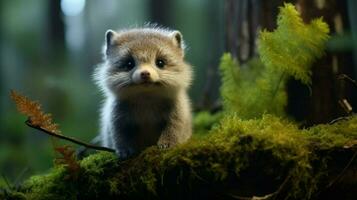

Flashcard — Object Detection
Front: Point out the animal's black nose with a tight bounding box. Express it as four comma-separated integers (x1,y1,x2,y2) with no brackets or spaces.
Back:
140,71,150,80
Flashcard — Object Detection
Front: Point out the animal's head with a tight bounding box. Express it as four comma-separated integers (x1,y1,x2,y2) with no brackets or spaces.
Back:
95,27,192,99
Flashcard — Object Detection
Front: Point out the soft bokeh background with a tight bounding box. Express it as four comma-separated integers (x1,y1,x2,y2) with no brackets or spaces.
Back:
1,0,356,187
0,0,225,185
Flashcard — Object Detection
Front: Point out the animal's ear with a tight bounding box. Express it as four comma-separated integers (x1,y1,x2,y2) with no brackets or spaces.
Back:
105,29,118,54
171,31,184,50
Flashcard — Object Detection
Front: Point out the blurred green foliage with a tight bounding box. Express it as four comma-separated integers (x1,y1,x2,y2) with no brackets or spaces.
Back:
193,3,330,135
219,55,287,119
0,0,224,185
2,3,357,199
219,3,329,119
193,111,223,136
0,1,353,192
259,3,330,85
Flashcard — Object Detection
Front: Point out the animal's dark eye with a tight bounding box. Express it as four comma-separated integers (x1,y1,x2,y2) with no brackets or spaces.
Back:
120,56,135,71
156,59,166,69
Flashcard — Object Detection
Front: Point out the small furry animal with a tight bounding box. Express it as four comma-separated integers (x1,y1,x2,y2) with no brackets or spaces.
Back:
94,26,193,158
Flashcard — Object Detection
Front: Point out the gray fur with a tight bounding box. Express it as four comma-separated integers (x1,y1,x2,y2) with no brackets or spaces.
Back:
94,27,192,159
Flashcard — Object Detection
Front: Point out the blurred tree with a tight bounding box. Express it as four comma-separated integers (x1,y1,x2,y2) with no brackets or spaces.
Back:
198,0,225,110
349,0,357,79
43,0,69,122
224,0,356,125
0,0,3,112
294,0,356,125
224,0,287,63
149,0,172,27
47,0,65,60
149,0,225,110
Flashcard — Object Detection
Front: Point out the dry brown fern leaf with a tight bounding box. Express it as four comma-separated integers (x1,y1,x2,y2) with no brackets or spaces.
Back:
10,90,115,153
54,145,80,180
10,90,61,134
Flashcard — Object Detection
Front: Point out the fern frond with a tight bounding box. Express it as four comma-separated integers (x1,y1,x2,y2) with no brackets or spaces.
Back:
54,145,80,180
258,3,330,85
219,53,240,111
219,55,287,119
10,90,61,134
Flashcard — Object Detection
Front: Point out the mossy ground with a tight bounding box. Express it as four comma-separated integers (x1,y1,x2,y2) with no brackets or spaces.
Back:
2,115,356,200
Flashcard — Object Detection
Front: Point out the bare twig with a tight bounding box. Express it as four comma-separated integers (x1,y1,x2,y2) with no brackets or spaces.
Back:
25,119,115,153
326,150,357,189
229,193,275,200
338,74,357,88
227,174,291,200
338,99,353,115
333,74,355,122
329,116,350,125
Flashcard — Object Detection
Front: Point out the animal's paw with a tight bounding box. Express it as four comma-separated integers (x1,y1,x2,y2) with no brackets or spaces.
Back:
157,135,177,149
157,141,174,150
158,143,170,149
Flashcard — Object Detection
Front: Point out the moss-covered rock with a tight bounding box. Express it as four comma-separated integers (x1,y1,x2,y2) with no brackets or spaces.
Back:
3,115,356,200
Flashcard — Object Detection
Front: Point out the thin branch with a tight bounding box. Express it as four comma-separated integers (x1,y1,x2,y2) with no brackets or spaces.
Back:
338,99,353,115
329,116,350,125
25,120,115,153
326,150,357,189
227,174,291,200
229,193,275,200
338,74,357,88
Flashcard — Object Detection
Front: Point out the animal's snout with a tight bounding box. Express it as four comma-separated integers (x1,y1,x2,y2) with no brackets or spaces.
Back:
140,71,151,80
132,65,159,84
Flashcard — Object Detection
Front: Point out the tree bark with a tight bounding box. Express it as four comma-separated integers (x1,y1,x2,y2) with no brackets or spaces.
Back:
224,0,287,62
292,0,356,125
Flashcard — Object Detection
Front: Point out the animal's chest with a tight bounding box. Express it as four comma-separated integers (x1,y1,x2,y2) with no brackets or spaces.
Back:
114,98,173,149
115,98,173,135
132,105,169,133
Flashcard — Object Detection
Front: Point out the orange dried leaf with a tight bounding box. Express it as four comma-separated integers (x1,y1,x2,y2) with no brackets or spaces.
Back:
10,90,61,134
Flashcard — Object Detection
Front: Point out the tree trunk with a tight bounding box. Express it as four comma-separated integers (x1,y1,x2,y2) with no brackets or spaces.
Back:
224,0,287,62
291,0,356,125
149,0,172,27
47,0,65,59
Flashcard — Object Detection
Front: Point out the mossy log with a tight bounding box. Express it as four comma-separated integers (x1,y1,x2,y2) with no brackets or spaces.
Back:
2,115,357,200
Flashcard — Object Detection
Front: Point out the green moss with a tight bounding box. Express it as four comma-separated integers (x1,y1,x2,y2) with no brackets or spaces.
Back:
305,116,357,149
21,167,74,200
10,115,356,199
211,114,313,198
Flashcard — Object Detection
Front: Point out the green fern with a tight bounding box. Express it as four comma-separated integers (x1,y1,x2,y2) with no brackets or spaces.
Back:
258,3,329,85
219,55,287,119
219,3,329,119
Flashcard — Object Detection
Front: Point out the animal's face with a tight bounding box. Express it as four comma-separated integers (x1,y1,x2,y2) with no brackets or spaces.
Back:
96,28,192,99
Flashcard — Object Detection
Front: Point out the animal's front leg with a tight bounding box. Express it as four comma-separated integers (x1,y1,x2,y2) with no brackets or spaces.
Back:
114,138,136,160
112,126,137,160
157,122,180,149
